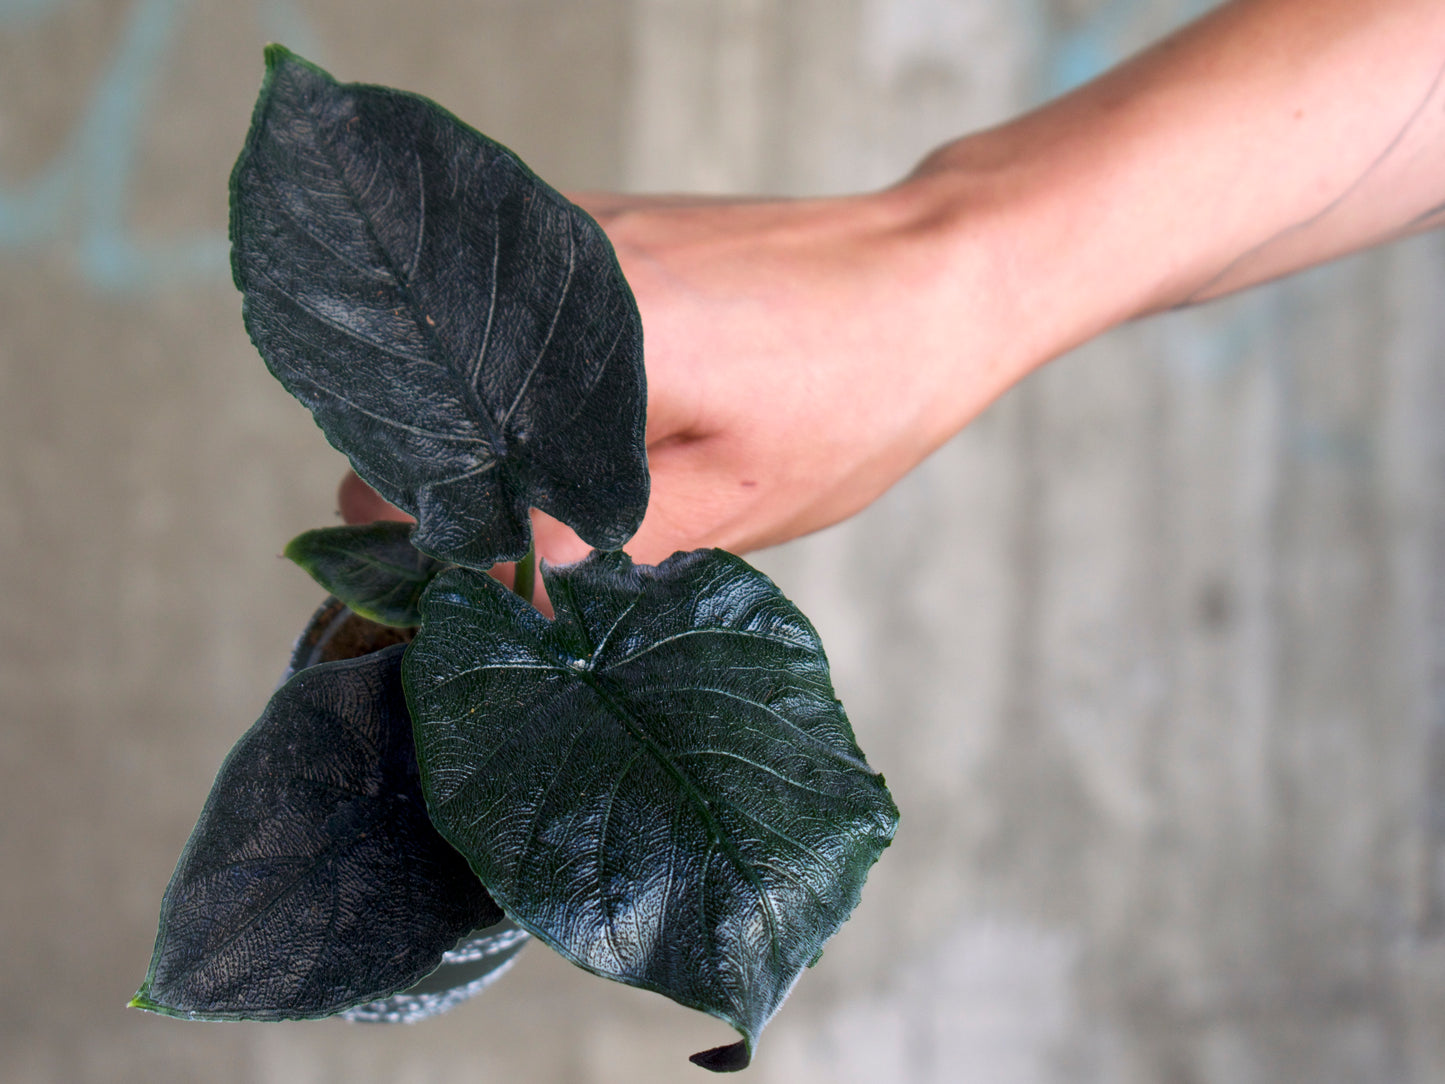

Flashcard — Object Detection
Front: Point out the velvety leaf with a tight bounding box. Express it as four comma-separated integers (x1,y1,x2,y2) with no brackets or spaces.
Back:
403,551,899,1067
285,522,442,626
132,646,502,1020
341,918,530,1023
231,46,648,568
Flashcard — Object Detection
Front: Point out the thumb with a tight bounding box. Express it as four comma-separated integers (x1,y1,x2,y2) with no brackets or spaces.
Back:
338,471,412,525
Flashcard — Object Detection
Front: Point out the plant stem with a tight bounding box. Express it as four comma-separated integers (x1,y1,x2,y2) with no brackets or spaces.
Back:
512,547,536,606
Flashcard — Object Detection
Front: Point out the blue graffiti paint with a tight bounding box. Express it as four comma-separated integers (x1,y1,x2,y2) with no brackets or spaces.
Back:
1037,0,1145,97
1042,0,1179,97
0,0,68,26
77,0,187,287
1037,0,1214,97
1027,0,1307,423
0,0,319,291
1163,294,1276,384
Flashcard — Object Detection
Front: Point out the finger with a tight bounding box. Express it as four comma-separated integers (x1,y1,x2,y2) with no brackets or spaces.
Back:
483,558,556,619
530,508,594,567
563,191,640,218
616,436,759,564
338,471,413,526
564,191,733,217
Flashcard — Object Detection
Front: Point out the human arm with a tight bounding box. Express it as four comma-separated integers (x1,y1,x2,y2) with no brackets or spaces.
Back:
342,0,1445,564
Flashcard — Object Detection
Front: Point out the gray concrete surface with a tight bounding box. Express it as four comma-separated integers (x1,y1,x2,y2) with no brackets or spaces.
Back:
4,1,1445,1081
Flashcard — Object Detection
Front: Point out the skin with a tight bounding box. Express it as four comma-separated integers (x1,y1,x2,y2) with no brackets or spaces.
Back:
340,0,1445,598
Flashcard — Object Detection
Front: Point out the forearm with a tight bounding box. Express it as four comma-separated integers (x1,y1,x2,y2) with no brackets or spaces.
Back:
905,0,1445,409
346,0,1445,560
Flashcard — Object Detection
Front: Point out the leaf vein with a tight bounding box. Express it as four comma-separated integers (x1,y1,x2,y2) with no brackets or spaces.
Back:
589,594,642,664
293,380,495,446
672,748,834,799
576,673,783,978
421,660,568,698
469,211,501,389
500,215,575,430
304,548,429,581
265,187,396,284
603,626,813,670
162,845,343,990
596,748,647,971
631,683,868,772
258,270,440,369
405,149,426,280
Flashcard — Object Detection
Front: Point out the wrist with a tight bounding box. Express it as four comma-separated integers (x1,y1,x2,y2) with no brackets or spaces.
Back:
875,129,1138,437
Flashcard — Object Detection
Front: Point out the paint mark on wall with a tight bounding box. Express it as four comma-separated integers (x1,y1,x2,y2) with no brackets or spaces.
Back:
1035,0,1212,97
0,0,319,291
0,0,68,25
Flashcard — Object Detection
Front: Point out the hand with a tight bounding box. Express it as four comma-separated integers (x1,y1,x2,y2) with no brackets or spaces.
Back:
340,184,1023,566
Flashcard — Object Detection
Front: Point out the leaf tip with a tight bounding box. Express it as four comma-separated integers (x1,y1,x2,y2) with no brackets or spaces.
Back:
281,534,305,567
128,988,160,1014
262,42,295,71
260,43,333,90
688,1041,751,1073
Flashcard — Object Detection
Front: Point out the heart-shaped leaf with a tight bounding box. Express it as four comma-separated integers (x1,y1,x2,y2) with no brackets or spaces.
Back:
232,46,648,568
403,551,899,1068
132,646,502,1020
285,522,443,627
340,918,530,1023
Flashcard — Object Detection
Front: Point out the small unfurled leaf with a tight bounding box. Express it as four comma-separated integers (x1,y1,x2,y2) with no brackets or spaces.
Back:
232,46,648,568
285,522,442,626
132,647,501,1020
404,551,899,1068
341,918,530,1023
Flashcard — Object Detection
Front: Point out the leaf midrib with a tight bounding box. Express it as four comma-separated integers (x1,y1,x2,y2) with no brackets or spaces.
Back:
574,666,785,978
307,546,433,583
269,78,503,452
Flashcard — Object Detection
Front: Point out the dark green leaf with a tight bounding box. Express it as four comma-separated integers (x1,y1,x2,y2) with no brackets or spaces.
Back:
285,522,443,626
132,646,502,1020
341,917,530,1023
403,551,899,1067
231,46,648,568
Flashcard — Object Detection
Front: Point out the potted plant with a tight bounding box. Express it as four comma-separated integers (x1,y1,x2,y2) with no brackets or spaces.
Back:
132,46,898,1073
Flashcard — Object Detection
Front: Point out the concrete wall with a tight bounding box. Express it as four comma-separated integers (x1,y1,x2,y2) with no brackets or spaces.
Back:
5,1,1444,1081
